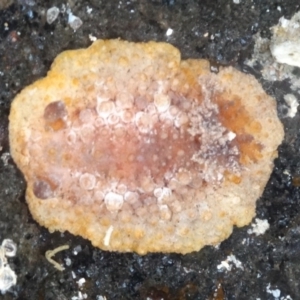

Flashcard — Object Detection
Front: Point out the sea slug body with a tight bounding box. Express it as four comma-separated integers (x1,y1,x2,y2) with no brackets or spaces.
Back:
9,39,284,254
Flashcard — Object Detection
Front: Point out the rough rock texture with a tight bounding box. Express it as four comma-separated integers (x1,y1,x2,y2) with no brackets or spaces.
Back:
0,0,300,299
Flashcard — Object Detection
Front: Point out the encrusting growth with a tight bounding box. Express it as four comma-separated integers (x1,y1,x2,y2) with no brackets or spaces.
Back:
9,40,284,254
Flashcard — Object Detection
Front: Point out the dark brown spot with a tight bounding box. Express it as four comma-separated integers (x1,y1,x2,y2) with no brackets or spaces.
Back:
44,101,67,131
33,179,54,199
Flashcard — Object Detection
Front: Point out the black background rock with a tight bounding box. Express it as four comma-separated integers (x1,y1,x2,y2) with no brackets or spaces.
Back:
0,0,300,299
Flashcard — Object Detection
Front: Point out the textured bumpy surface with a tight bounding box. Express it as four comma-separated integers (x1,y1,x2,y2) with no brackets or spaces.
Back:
9,40,283,254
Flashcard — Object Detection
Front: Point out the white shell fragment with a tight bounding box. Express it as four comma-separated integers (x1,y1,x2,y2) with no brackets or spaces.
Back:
217,254,244,271
0,267,17,293
46,7,60,24
0,239,17,294
284,94,299,118
68,13,83,31
1,239,17,257
103,226,114,246
165,28,173,36
247,218,270,236
270,11,300,67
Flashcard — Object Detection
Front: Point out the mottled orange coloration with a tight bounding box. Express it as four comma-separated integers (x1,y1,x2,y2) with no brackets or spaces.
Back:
216,95,264,165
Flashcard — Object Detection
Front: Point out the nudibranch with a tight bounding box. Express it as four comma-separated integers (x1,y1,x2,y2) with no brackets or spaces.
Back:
9,40,283,254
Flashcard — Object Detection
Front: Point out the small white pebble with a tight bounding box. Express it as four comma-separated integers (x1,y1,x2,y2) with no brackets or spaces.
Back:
0,267,17,294
166,28,173,36
217,260,231,271
210,66,219,73
0,254,6,269
1,239,17,257
61,4,66,13
89,34,97,42
1,153,10,166
217,254,244,271
233,0,240,4
247,218,270,236
86,6,93,14
65,257,72,266
73,245,82,255
68,13,83,31
77,278,86,288
266,283,281,298
284,94,299,118
0,239,17,294
227,131,236,141
46,7,60,24
72,291,86,300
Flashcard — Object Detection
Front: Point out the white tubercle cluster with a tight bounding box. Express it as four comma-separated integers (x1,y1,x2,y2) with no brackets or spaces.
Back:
29,73,241,223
